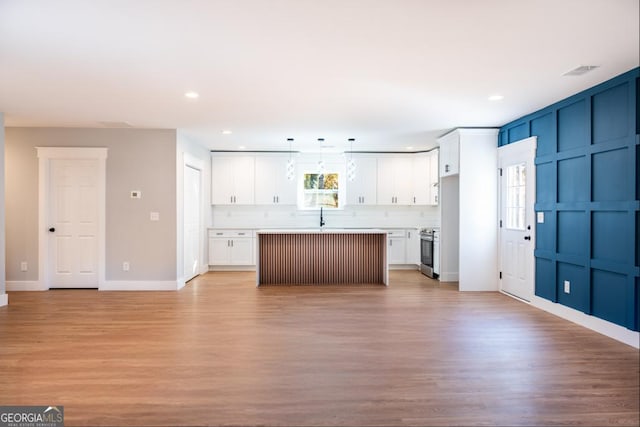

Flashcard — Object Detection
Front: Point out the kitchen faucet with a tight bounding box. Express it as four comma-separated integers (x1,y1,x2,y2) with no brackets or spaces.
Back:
320,207,325,228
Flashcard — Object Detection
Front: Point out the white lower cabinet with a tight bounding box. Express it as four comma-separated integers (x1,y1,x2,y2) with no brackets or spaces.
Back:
386,230,407,264
208,229,255,266
406,228,421,265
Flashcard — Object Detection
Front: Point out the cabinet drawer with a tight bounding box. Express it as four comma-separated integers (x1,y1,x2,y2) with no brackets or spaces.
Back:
208,229,254,238
385,230,406,238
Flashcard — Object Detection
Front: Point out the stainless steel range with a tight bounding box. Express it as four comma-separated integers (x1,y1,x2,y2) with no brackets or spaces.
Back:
420,228,439,279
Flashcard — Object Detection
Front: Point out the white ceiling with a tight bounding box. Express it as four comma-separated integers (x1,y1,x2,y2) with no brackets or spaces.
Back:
1,0,638,152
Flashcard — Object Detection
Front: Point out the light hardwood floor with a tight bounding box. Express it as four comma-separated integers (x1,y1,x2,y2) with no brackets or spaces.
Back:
1,271,638,426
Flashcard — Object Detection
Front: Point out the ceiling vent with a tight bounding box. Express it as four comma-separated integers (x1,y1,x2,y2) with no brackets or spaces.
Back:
563,65,599,76
99,121,133,128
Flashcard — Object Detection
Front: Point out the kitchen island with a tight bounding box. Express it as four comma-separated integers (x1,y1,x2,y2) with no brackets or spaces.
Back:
256,229,388,286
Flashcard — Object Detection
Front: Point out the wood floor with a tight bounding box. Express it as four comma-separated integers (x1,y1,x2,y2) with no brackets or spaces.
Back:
0,271,638,426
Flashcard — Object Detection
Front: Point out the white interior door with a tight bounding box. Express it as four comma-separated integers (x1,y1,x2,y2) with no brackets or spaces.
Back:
48,159,99,288
184,164,201,281
498,137,536,301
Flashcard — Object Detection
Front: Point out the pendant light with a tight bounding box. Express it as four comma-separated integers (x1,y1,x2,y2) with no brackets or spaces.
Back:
347,138,356,181
286,138,295,180
317,138,325,173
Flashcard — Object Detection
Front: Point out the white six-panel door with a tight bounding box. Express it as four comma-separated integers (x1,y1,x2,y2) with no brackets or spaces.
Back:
498,137,536,301
48,159,100,288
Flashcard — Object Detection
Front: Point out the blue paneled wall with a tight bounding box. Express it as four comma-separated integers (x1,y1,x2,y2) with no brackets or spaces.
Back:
499,68,640,331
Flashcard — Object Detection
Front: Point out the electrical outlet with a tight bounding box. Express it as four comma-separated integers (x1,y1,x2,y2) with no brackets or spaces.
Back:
564,280,570,294
20,261,28,272
150,212,160,221
123,262,130,272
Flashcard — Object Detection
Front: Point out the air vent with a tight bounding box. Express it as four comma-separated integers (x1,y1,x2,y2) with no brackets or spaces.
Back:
99,121,133,128
563,65,599,76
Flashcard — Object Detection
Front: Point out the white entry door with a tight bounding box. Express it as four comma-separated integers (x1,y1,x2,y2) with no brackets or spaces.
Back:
48,159,100,288
184,164,201,281
498,137,536,301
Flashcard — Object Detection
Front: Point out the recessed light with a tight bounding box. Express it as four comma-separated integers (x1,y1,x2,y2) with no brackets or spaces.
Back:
488,95,504,101
222,130,232,135
238,145,246,150
184,91,199,99
406,146,414,150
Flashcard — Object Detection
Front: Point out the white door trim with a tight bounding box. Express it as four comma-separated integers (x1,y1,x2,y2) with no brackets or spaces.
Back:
497,136,537,302
37,147,108,289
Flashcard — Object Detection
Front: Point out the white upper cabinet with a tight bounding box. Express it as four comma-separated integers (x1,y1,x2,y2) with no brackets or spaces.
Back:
254,155,297,205
439,132,460,177
377,156,413,205
411,154,430,205
346,155,377,205
428,149,439,204
211,155,255,205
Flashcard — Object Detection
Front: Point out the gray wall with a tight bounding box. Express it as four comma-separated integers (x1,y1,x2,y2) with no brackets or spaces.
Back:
5,127,177,282
0,113,5,295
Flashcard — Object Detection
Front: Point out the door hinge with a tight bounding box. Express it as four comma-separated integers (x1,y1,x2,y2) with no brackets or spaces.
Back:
499,220,502,228
499,271,502,279
499,168,502,176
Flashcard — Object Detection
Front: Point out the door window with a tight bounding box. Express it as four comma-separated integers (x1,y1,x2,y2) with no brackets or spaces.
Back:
505,163,526,230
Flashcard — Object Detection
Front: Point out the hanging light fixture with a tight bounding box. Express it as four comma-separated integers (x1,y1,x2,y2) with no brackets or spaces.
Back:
286,138,295,180
346,138,356,181
317,138,325,173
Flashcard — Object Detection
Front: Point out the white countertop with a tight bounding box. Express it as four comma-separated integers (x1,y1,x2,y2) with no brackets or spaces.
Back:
256,228,387,234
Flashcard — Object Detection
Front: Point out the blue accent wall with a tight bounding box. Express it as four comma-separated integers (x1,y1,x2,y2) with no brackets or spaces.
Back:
499,68,640,331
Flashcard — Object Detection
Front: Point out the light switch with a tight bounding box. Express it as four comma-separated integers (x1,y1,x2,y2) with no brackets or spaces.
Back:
150,212,160,221
537,212,545,223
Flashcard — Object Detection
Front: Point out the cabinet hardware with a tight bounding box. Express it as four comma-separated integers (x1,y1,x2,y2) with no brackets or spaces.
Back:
413,196,416,203
276,196,279,203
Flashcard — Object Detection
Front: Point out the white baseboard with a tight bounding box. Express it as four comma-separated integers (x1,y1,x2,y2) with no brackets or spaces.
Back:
208,265,257,272
531,295,639,349
6,281,48,291
0,293,8,307
438,272,459,282
99,281,181,291
389,264,420,270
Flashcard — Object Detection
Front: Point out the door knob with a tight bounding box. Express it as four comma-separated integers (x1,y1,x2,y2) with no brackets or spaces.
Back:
524,235,531,240
49,227,55,232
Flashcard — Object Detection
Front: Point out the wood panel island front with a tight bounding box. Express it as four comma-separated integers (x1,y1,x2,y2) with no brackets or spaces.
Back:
256,229,388,286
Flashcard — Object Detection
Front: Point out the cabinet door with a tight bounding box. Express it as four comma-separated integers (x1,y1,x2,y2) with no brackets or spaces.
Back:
406,229,421,265
428,150,439,205
232,156,255,204
376,157,396,204
230,238,254,265
439,133,459,177
254,156,297,205
208,238,231,265
388,237,406,264
393,157,413,204
346,156,377,205
211,156,235,204
411,155,430,205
